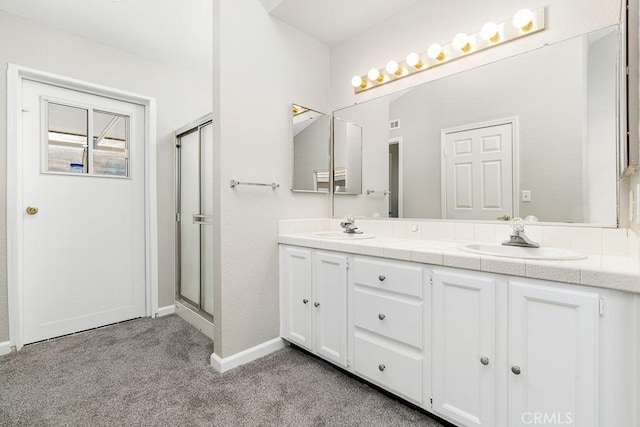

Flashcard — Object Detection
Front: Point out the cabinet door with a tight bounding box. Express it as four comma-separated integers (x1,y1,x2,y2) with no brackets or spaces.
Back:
281,247,313,350
509,281,599,427
313,252,347,367
432,270,496,427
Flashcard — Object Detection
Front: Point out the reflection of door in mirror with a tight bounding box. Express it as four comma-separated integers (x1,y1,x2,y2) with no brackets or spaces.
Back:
442,121,514,221
333,118,363,194
388,138,403,218
291,104,330,192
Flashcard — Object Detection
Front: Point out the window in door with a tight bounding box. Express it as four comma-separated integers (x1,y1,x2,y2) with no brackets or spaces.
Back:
45,100,130,177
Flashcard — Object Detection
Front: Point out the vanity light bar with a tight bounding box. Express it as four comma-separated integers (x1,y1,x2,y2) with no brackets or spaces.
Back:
352,7,545,93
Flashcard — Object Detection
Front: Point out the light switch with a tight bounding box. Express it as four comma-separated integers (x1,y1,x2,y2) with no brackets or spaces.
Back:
521,190,531,202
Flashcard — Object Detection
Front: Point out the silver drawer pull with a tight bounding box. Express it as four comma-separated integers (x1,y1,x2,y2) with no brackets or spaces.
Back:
378,313,386,320
480,356,489,366
302,299,308,304
511,365,521,375
314,302,320,308
378,275,386,281
378,364,386,372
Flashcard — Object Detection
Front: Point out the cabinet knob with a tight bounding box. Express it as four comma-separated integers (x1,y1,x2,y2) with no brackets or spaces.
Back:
480,356,489,366
511,365,521,375
378,313,386,320
302,299,308,304
314,302,320,307
26,206,39,215
378,364,386,372
378,275,386,281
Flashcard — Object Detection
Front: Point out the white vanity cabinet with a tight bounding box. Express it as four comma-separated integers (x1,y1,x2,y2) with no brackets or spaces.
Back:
508,280,599,427
350,257,425,405
279,246,347,367
430,269,600,427
431,269,497,427
279,244,634,427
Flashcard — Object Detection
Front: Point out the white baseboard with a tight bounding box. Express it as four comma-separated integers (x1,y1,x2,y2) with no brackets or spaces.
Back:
175,301,214,341
157,304,176,317
0,341,12,356
210,337,284,373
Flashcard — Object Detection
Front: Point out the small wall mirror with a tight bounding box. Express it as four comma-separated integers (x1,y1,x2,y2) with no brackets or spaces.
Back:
291,104,330,192
333,117,363,194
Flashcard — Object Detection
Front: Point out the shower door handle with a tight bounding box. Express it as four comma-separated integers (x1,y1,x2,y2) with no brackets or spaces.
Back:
193,214,213,225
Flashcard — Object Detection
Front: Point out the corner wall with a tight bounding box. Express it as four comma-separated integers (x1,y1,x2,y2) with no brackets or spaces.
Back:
213,0,330,358
0,10,212,342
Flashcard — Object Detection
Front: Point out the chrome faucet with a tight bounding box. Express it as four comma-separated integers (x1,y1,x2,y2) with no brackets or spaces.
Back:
340,215,363,234
502,217,539,248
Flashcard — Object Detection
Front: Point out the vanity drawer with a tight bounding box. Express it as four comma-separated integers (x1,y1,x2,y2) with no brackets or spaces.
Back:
353,335,422,404
353,258,422,298
354,289,422,348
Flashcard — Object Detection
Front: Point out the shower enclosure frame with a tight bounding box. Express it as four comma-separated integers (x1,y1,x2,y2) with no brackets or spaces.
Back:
174,113,214,322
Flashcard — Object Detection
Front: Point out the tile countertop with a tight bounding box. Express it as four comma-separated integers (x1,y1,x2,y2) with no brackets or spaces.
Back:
278,233,640,295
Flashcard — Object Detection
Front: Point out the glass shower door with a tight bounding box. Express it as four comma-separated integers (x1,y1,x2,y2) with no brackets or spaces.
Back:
177,119,213,319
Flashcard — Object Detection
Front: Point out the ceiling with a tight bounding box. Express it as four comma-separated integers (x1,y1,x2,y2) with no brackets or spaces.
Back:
0,0,212,72
0,0,420,72
263,0,422,46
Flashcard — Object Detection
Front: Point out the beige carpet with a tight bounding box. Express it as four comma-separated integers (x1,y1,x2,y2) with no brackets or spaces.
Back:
0,315,446,426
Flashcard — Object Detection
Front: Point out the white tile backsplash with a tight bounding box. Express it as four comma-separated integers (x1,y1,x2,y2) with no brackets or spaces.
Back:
455,223,475,242
421,221,439,241
543,226,572,248
570,228,602,253
602,228,628,256
474,223,496,243
438,222,456,241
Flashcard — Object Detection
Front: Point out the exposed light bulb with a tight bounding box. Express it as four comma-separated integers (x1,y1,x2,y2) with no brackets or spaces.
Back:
427,44,445,61
406,52,423,69
427,43,444,61
386,60,402,76
368,68,383,82
513,9,534,31
351,75,366,89
480,22,500,43
452,33,471,53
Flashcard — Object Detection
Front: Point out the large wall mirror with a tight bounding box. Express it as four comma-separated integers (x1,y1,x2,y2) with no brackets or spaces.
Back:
333,25,621,225
291,104,331,192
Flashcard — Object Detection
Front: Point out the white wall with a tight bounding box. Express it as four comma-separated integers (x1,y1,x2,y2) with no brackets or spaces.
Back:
0,10,212,342
213,0,330,358
330,0,622,111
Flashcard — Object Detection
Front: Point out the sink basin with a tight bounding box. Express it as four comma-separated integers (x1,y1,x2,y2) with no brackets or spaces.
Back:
462,243,587,260
309,231,375,240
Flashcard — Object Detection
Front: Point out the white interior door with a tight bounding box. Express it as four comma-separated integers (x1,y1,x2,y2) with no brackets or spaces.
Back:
443,123,513,220
177,120,213,318
21,79,146,344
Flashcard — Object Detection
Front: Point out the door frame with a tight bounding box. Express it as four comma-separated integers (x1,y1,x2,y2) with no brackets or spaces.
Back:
440,117,520,220
7,64,158,350
388,137,403,218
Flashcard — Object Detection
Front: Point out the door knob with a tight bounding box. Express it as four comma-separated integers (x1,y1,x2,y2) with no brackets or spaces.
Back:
26,206,39,215
497,214,510,221
511,365,521,375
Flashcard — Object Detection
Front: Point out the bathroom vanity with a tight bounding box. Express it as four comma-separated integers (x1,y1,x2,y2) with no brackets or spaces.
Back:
278,222,639,427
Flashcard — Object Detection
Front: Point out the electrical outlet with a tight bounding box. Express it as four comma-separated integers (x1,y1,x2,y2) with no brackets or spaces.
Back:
521,190,531,202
